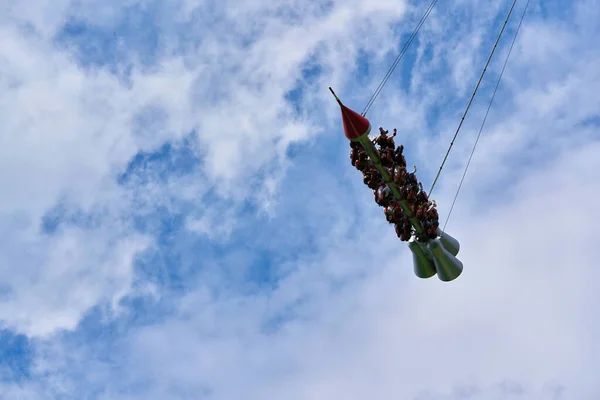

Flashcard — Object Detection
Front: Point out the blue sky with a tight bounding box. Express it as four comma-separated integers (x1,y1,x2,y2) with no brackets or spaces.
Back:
1,0,599,398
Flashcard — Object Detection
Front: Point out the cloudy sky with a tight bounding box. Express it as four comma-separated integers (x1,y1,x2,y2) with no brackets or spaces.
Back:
1,0,599,398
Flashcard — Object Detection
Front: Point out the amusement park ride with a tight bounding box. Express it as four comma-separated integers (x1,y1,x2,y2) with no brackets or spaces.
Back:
329,0,530,282
330,88,463,281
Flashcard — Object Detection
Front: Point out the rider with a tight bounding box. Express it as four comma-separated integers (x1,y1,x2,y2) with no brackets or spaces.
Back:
416,182,429,205
374,127,396,150
374,184,392,207
392,164,406,187
390,201,404,224
355,150,368,171
384,205,395,224
350,142,360,166
405,165,418,186
401,218,412,241
365,166,382,190
394,143,405,162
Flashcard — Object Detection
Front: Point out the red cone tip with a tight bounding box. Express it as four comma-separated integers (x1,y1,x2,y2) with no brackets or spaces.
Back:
339,103,371,140
328,87,371,140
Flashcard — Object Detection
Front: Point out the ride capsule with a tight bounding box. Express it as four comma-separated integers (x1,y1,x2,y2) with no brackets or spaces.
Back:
329,87,463,282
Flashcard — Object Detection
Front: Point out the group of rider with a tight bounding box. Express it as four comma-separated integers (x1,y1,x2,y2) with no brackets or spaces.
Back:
349,128,440,241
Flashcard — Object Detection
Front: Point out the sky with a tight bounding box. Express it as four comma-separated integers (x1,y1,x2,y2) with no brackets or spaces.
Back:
0,0,599,398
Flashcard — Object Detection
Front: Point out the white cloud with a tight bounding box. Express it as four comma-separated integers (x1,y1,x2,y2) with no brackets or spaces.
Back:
0,0,599,398
0,0,419,337
0,225,149,336
114,138,600,400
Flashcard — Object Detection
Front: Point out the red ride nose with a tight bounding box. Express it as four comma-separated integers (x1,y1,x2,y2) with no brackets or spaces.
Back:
339,103,371,140
329,87,371,140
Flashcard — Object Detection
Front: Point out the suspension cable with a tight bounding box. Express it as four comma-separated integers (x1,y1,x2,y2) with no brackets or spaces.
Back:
443,0,530,231
361,0,438,117
428,0,518,196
